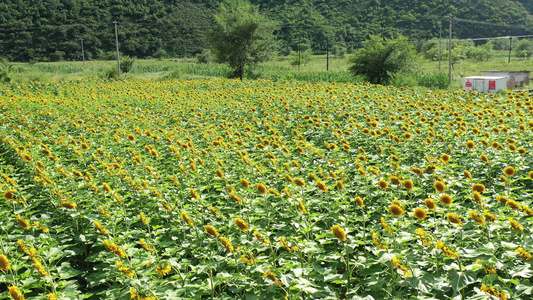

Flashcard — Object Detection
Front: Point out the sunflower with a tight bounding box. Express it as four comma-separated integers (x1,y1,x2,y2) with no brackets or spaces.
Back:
204,225,219,237
389,176,401,185
466,140,475,149
234,218,249,231
16,215,30,230
60,201,77,209
3,190,16,201
0,254,10,271
463,170,472,179
510,219,524,231
316,181,328,192
424,198,437,210
473,191,483,203
331,225,347,242
257,183,267,195
9,286,25,300
215,169,224,178
293,178,305,187
447,213,462,226
506,200,521,210
333,181,343,191
240,179,250,188
472,183,486,193
219,236,234,252
390,204,403,216
403,180,414,190
470,210,485,226
504,166,515,177
500,175,508,185
530,171,533,180
496,196,508,204
480,154,489,163
413,208,427,220
440,194,452,205
433,181,446,193
440,154,450,164
355,196,364,207
379,180,388,190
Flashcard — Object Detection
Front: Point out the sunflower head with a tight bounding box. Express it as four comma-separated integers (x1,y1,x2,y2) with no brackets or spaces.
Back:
379,180,388,190
504,166,515,177
403,180,414,190
440,194,452,206
472,183,486,193
424,198,437,210
390,204,403,216
433,181,446,193
413,208,427,220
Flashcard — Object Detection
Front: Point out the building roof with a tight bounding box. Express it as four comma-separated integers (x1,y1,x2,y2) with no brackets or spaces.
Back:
483,70,530,73
464,76,507,80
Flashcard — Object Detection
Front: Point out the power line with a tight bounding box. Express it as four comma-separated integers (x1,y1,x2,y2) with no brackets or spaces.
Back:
454,17,533,31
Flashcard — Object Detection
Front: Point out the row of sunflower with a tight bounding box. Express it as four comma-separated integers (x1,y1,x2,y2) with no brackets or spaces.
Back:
0,78,532,299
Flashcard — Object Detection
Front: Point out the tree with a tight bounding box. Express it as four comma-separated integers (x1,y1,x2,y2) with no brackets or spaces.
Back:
208,0,277,79
514,39,533,59
348,35,418,84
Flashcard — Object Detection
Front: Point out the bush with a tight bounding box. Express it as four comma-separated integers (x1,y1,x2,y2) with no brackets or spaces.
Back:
120,56,135,74
390,72,418,88
153,49,169,60
196,49,214,64
417,73,449,89
165,69,187,80
101,67,119,79
514,39,533,59
97,50,118,61
49,51,66,62
0,58,13,83
348,35,418,84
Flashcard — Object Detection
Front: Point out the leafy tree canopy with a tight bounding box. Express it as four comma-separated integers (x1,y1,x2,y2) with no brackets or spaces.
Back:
348,35,418,84
208,0,277,79
0,0,531,62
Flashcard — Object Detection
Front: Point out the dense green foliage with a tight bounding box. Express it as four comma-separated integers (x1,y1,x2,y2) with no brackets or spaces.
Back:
0,0,532,62
348,35,418,84
208,0,277,79
1,78,533,299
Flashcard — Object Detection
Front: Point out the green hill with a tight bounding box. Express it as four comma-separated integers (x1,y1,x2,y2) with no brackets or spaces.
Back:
0,0,531,62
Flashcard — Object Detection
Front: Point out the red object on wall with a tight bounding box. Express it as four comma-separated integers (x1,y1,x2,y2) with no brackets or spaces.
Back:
465,81,472,87
489,81,496,90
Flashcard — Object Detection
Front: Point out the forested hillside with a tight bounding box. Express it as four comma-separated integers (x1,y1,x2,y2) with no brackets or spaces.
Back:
0,0,532,62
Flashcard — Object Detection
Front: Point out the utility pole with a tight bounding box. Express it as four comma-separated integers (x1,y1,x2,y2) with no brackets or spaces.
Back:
439,24,442,71
80,39,85,67
114,21,121,77
326,39,329,71
508,36,512,64
298,43,301,71
448,14,453,84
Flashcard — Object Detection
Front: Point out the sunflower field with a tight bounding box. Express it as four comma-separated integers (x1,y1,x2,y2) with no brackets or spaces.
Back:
0,78,532,300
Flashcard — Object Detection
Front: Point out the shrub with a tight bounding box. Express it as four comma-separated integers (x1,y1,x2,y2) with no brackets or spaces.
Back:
417,73,449,89
196,49,214,64
120,56,135,74
0,58,13,83
101,67,118,79
153,49,169,60
514,39,533,59
348,35,418,84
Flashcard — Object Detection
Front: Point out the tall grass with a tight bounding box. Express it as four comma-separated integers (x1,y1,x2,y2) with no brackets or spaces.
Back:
5,51,533,89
